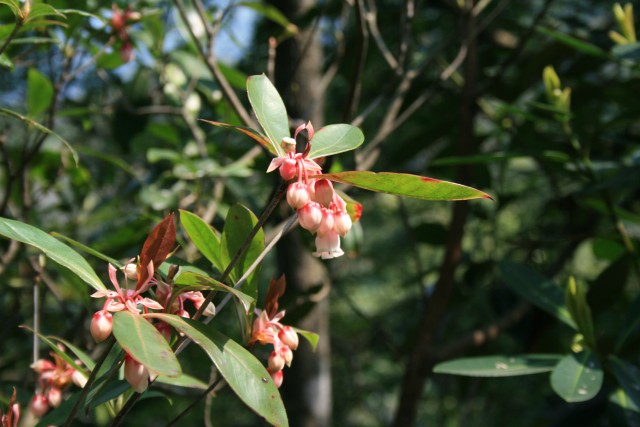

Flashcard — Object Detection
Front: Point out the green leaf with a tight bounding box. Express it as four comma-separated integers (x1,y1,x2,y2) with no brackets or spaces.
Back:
499,261,576,329
238,1,296,32
293,327,319,352
612,42,640,60
0,217,105,291
307,124,364,159
155,373,208,390
174,271,255,314
146,314,288,427
112,311,181,378
21,326,89,376
550,351,603,402
0,52,14,70
50,232,123,268
433,354,562,377
0,0,21,18
317,171,492,201
220,204,264,285
247,74,288,156
609,388,640,426
57,8,105,23
199,119,277,155
615,294,640,352
46,335,95,370
25,3,65,23
27,68,53,117
179,209,223,271
537,27,609,58
565,277,596,349
609,357,640,410
0,108,79,165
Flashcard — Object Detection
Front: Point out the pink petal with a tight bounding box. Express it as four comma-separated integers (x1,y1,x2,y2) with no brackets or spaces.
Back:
266,157,286,173
139,297,163,310
91,290,119,299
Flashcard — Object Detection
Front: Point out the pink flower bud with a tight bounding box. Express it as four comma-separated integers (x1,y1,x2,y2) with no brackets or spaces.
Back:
333,211,352,236
268,351,285,372
47,387,62,408
90,310,113,343
278,326,299,350
29,394,49,418
124,356,149,393
287,182,310,209
270,369,284,388
313,179,334,208
313,230,344,259
279,158,297,181
317,209,335,235
121,263,138,280
31,359,55,373
155,321,172,342
281,346,293,367
72,370,88,388
298,202,323,233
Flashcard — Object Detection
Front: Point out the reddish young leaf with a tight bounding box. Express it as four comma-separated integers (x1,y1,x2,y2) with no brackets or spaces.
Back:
137,213,176,288
264,275,286,319
199,119,277,156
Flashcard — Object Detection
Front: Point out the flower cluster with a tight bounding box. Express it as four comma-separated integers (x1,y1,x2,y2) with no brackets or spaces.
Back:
29,347,86,418
249,277,299,388
268,122,353,259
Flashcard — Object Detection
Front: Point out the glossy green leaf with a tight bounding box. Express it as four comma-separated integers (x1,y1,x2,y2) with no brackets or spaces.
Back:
247,74,288,156
220,204,264,285
499,261,576,329
0,0,21,18
433,354,562,377
179,209,223,271
293,327,320,352
174,271,254,314
537,27,609,58
155,373,208,390
550,351,603,402
27,68,53,116
199,119,277,155
86,380,130,410
112,311,181,377
609,357,640,410
0,217,105,291
317,171,492,201
0,108,78,165
565,277,596,349
50,232,122,268
307,124,364,159
25,3,65,23
146,313,288,427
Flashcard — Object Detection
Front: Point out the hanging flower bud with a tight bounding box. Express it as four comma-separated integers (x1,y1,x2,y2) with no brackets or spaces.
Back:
298,202,323,233
46,387,62,408
317,208,335,235
313,179,334,208
30,359,55,374
268,351,285,372
279,158,297,181
287,182,310,209
29,395,49,418
90,310,113,343
278,326,299,350
270,369,284,388
280,346,294,367
313,230,344,259
121,263,138,280
333,211,353,237
124,356,149,393
72,370,88,388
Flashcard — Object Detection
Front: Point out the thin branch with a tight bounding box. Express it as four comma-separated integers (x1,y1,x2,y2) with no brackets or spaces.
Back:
364,0,399,70
342,0,369,122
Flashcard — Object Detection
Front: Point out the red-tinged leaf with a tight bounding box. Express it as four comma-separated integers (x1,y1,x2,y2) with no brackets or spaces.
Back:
337,190,363,223
264,275,286,318
318,171,493,201
138,213,177,288
112,311,181,377
199,119,278,156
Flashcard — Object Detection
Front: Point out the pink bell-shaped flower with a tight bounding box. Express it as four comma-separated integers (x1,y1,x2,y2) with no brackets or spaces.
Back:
268,351,285,372
313,179,334,208
298,202,323,233
286,182,310,209
333,211,353,237
270,369,284,388
313,230,344,259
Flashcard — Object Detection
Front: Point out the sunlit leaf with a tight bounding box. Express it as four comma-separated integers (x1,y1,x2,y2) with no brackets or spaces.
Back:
317,171,492,201
550,351,603,402
146,313,288,427
433,354,562,377
220,204,264,286
293,327,320,352
308,124,364,159
0,0,21,18
179,209,223,271
25,3,65,22
112,311,181,377
247,74,288,156
199,119,277,155
500,261,576,329
50,232,122,268
0,217,105,291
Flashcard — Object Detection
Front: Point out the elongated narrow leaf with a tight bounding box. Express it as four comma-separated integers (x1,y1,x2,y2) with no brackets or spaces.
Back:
433,354,562,377
25,3,65,22
565,277,596,349
179,210,223,271
0,217,105,291
0,0,22,18
550,351,603,402
21,326,88,376
293,327,319,352
46,335,95,370
112,311,181,377
174,271,254,313
307,124,364,159
537,27,609,58
199,119,277,156
317,171,492,201
500,261,576,329
238,2,296,32
610,388,640,426
50,232,122,268
0,108,78,165
27,68,54,116
220,204,264,286
155,373,208,390
610,357,640,410
146,313,288,427
247,74,288,156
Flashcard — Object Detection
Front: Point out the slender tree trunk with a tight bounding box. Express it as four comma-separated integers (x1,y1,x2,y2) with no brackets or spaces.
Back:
268,1,332,426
